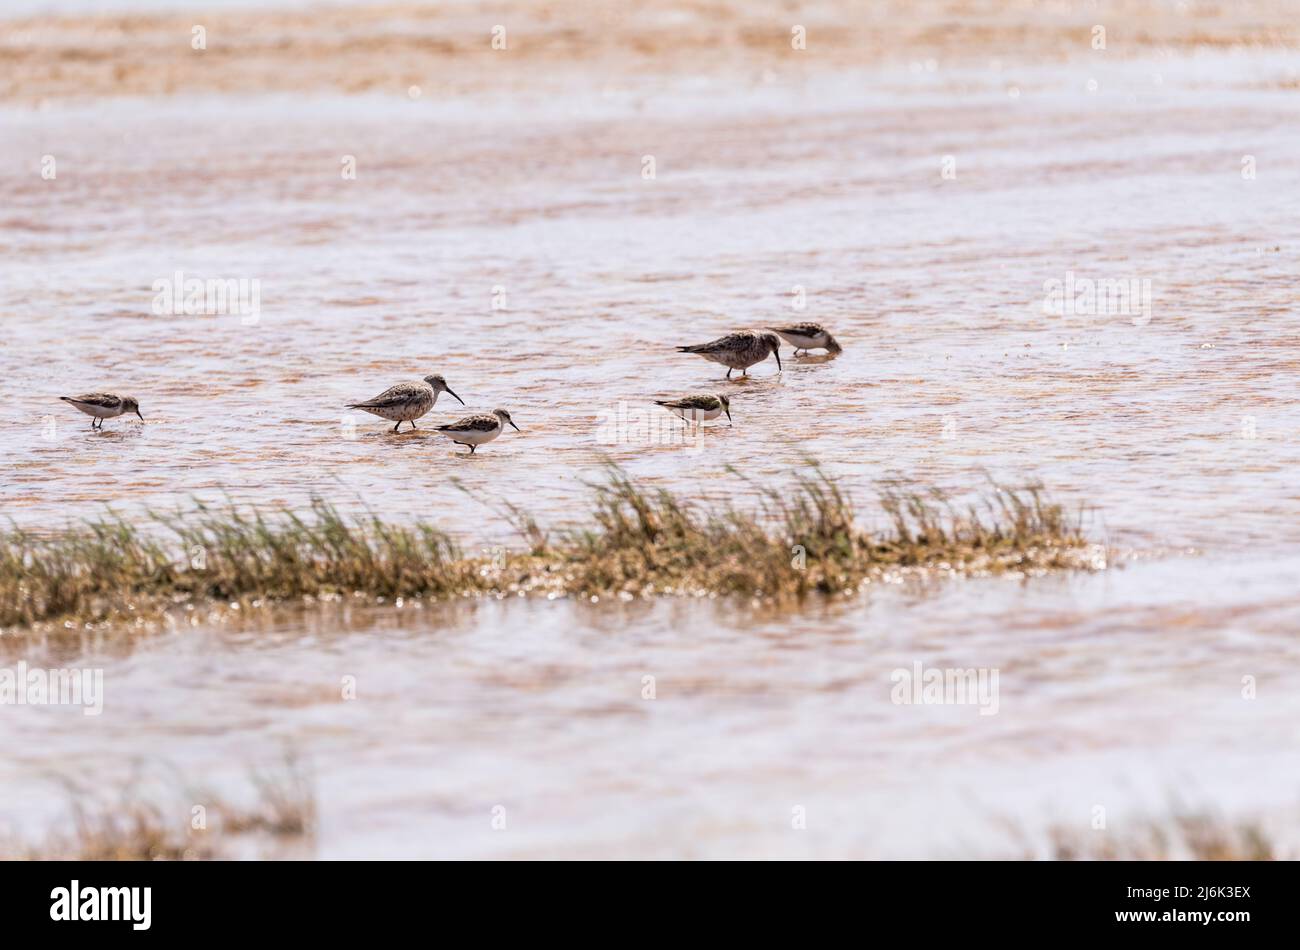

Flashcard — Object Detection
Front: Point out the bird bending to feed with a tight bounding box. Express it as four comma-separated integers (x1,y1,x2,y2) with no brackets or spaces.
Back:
676,330,782,378
655,393,731,426
347,374,464,432
767,322,842,355
59,393,143,429
435,408,520,454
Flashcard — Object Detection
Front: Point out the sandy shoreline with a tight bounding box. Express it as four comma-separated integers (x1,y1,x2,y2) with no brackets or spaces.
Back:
5,0,1300,103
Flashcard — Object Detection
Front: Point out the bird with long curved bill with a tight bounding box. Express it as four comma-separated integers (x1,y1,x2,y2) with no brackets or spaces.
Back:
347,374,464,432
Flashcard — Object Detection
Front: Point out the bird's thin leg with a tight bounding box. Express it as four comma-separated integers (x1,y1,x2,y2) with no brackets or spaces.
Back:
469,444,476,455
392,421,401,432
410,420,417,429
726,368,732,379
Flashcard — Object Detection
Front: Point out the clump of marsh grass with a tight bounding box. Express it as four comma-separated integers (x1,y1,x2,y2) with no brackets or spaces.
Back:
550,466,863,597
5,761,317,861
0,499,477,630
875,477,1083,568
1030,811,1279,861
219,754,317,838
52,795,217,861
539,465,1090,599
0,466,1098,631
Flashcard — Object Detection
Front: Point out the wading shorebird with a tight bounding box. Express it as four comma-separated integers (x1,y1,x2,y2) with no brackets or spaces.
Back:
676,330,782,379
435,408,521,454
347,374,464,432
767,322,842,356
59,393,143,429
654,393,731,426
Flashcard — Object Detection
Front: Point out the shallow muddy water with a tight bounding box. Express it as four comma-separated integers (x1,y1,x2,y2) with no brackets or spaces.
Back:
2,2,1300,857
5,552,1300,858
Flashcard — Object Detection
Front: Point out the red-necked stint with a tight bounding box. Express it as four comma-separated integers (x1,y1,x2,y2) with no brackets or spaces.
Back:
435,408,520,454
654,392,732,426
59,393,144,429
767,322,842,356
347,374,463,432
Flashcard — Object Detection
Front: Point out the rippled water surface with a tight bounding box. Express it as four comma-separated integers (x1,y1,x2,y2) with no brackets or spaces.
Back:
2,4,1300,856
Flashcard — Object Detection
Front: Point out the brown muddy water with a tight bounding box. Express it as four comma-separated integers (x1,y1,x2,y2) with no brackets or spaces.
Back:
2,1,1300,857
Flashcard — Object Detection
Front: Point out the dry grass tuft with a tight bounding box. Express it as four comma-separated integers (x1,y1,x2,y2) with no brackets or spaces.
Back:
999,808,1281,861
3,760,316,861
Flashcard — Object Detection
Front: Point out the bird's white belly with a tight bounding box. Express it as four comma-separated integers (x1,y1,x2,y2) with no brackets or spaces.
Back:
780,333,822,349
445,426,500,445
73,403,123,419
670,406,722,421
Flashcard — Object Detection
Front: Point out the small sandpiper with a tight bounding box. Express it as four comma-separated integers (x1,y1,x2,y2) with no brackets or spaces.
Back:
435,408,521,454
347,374,463,432
676,330,782,378
654,392,731,426
767,322,842,355
59,393,143,429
